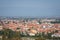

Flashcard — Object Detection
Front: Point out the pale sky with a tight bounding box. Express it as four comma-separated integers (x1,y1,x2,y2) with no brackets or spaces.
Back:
0,0,60,18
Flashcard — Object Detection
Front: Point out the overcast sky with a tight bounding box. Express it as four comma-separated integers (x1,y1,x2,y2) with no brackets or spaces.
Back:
0,0,60,18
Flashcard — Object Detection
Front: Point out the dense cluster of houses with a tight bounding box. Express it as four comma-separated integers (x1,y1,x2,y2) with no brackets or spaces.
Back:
0,18,60,37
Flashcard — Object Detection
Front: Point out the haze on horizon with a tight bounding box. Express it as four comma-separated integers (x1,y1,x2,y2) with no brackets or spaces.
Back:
0,0,60,18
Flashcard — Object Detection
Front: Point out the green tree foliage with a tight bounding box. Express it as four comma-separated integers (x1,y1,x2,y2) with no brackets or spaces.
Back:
0,30,4,35
2,29,22,40
51,20,60,23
